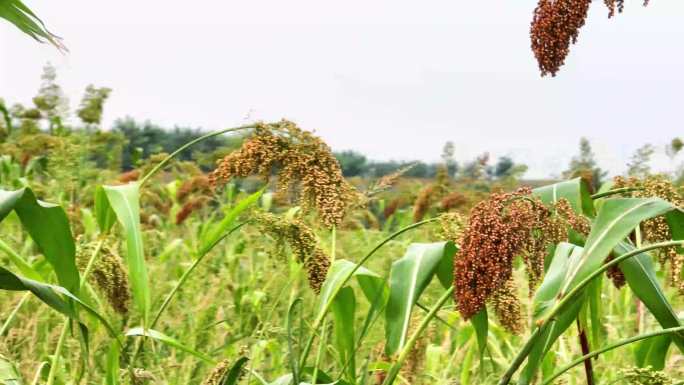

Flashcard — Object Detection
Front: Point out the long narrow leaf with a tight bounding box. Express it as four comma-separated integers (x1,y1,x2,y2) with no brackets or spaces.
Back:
384,241,453,356
126,327,214,364
0,188,79,293
103,183,150,324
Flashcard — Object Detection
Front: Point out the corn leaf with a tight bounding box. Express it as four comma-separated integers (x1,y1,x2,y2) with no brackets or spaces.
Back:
126,327,214,364
103,182,150,325
0,188,79,294
384,241,454,356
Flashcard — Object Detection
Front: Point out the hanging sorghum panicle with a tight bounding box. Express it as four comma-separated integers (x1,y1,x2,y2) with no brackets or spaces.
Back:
491,279,524,335
76,240,131,315
618,366,673,385
413,185,436,223
605,254,626,289
210,120,358,227
400,315,430,382
438,212,465,245
175,196,209,225
530,0,591,76
177,174,211,203
201,360,231,385
253,212,331,293
614,175,684,293
454,187,551,319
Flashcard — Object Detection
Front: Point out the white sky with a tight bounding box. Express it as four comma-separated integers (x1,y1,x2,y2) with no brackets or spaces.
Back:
1,0,682,178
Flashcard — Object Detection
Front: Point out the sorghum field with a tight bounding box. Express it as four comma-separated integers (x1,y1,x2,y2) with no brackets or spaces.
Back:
2,1,684,385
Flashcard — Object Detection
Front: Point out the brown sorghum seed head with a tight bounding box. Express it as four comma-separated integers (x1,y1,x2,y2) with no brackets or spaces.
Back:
454,187,551,319
254,212,330,293
413,185,436,223
605,254,626,289
618,366,673,385
177,174,211,203
201,359,236,385
77,240,131,315
440,192,468,212
210,120,358,227
383,197,403,219
118,169,140,183
438,212,465,244
491,279,524,335
175,196,209,225
530,0,591,76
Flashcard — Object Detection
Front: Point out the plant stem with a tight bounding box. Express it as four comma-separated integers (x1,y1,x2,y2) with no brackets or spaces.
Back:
0,292,29,336
298,217,439,371
382,286,454,385
590,187,641,200
138,124,257,187
499,240,684,385
46,318,69,385
576,319,594,385
542,326,684,385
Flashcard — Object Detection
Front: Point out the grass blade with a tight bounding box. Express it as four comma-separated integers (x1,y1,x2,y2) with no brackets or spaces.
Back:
125,327,215,364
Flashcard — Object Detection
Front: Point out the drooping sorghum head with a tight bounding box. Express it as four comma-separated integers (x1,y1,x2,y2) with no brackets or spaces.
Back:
253,211,330,294
76,239,131,315
454,187,552,319
530,0,591,76
491,278,524,335
210,121,358,227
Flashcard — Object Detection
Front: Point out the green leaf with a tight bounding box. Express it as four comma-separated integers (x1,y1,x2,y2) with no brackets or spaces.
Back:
532,177,594,217
200,188,263,254
665,209,684,254
331,286,356,381
634,335,671,371
0,267,119,342
221,357,250,385
102,183,150,324
125,327,214,364
316,259,387,322
564,198,676,295
0,0,65,50
105,343,120,385
0,354,23,385
94,186,117,234
384,241,453,356
615,241,684,353
521,243,585,384
0,238,43,281
0,188,79,293
471,308,488,360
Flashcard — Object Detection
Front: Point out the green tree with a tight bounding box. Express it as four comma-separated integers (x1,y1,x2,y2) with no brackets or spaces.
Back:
77,85,112,126
335,150,368,177
32,63,69,132
563,137,607,191
626,144,655,178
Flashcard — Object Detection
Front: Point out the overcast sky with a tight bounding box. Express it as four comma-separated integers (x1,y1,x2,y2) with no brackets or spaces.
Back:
1,0,682,178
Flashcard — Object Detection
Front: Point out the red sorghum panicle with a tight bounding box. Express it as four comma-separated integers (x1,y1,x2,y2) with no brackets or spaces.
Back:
177,174,211,203
530,0,591,76
175,196,209,225
413,185,436,222
254,212,330,293
605,254,626,289
454,187,551,319
210,121,357,227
